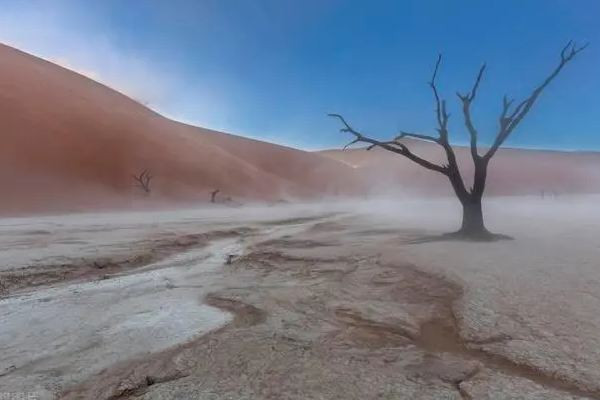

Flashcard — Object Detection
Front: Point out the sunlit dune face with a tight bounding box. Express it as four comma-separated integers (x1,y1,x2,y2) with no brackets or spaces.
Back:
0,44,361,214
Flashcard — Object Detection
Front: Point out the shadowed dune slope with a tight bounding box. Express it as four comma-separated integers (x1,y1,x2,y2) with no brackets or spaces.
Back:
320,139,600,197
0,44,358,214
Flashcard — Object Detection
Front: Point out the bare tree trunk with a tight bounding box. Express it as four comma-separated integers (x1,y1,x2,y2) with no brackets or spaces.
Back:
459,197,488,237
457,158,489,237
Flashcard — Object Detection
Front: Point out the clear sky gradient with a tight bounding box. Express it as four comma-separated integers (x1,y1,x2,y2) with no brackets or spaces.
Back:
1,0,598,150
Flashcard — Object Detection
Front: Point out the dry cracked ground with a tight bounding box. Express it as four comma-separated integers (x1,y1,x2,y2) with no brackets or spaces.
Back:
1,198,600,399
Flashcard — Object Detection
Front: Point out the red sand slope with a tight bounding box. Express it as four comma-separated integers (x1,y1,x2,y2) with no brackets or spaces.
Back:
1,43,598,215
0,44,358,214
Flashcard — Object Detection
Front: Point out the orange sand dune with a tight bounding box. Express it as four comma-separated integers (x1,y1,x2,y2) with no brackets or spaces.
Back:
1,43,598,215
0,44,357,215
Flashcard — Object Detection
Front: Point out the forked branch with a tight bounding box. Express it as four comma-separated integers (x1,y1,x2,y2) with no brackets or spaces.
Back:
429,54,451,140
132,169,152,194
328,113,448,174
485,41,588,160
426,55,467,196
457,63,486,161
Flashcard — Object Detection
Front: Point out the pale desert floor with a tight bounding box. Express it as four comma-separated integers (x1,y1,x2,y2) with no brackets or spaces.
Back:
1,196,600,400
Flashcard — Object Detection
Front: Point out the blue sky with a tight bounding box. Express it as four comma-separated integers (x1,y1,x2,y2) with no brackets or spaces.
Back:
0,0,598,150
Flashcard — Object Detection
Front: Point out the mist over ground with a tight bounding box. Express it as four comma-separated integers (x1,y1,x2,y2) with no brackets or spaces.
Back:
2,196,600,398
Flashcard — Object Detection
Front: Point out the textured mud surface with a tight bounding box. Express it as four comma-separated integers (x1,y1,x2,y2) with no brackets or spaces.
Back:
0,229,248,296
2,199,600,399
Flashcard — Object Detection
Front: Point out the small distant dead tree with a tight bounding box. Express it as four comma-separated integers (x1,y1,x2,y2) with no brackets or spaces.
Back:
330,41,587,239
210,189,220,203
132,169,152,195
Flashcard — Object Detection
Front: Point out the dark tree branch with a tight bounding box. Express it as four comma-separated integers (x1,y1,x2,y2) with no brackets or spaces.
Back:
429,54,443,129
347,55,469,198
499,95,514,126
457,64,486,161
328,113,448,174
426,55,468,197
485,41,588,160
395,131,440,144
328,42,586,238
210,189,220,203
132,169,152,194
428,54,451,140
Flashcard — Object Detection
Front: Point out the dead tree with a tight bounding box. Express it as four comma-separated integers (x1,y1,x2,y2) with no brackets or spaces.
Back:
132,169,152,195
330,41,587,239
210,189,220,203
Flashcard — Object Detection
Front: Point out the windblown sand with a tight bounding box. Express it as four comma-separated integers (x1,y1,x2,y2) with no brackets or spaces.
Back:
1,196,599,399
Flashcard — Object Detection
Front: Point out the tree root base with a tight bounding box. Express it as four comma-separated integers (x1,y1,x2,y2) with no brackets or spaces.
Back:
442,230,513,242
406,230,513,244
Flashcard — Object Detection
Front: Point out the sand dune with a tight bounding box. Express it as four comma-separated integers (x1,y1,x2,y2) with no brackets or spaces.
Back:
0,44,357,215
1,42,599,215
